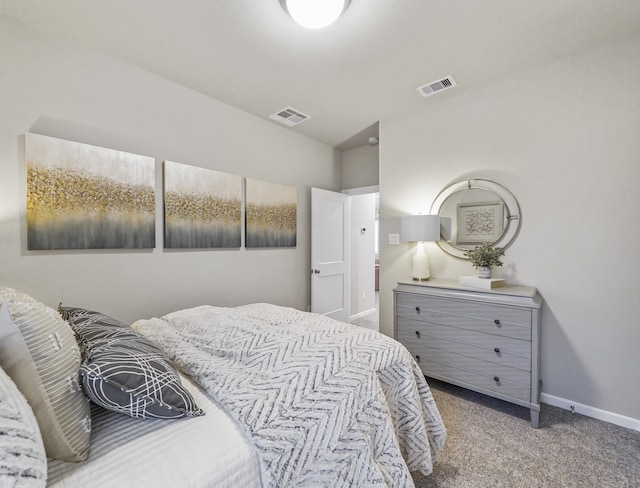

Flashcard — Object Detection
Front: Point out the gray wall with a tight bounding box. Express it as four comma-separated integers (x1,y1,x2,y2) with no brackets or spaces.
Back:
341,144,379,190
379,35,640,423
0,15,340,323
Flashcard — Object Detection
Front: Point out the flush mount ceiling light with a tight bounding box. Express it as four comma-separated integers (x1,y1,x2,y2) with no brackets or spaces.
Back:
280,0,351,29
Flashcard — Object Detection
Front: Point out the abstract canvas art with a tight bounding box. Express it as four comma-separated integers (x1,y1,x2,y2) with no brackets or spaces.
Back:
26,133,155,250
245,178,297,248
163,161,242,248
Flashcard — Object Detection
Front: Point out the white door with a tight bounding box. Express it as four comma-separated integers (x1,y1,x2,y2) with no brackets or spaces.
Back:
311,188,350,322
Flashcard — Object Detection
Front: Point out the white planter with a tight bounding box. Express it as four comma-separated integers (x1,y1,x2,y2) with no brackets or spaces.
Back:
478,266,491,279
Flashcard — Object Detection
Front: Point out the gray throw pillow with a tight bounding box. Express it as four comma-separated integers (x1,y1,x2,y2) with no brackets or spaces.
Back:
59,306,204,419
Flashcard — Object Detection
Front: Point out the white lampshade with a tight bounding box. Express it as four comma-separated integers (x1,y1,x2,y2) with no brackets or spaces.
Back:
400,215,441,243
282,0,350,29
400,215,440,281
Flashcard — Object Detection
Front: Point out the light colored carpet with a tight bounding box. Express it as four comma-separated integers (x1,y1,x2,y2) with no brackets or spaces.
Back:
413,379,640,488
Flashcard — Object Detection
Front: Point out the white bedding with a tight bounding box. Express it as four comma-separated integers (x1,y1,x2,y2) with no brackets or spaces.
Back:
46,373,261,488
133,303,446,487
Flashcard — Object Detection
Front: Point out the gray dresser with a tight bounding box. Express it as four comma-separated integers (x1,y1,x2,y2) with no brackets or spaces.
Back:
394,280,542,427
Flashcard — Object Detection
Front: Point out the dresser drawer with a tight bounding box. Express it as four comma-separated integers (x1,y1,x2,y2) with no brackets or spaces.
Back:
396,293,531,340
403,344,531,402
404,342,531,385
397,317,531,371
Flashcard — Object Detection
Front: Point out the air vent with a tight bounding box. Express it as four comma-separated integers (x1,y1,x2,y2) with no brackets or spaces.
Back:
417,76,457,97
269,107,311,126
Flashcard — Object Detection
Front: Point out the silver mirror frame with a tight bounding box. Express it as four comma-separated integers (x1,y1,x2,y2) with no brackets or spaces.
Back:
429,178,522,259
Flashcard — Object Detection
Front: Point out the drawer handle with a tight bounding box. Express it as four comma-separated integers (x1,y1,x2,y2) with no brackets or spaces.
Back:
415,306,421,314
493,376,500,383
494,347,501,354
415,355,420,363
494,319,501,326
415,331,421,338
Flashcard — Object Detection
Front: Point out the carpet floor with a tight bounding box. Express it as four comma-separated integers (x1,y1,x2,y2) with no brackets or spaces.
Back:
412,379,640,488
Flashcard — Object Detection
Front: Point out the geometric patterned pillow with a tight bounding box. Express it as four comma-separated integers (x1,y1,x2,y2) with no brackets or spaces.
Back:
0,289,91,462
58,306,204,419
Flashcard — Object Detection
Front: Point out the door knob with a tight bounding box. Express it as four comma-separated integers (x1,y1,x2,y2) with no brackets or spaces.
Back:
311,268,321,274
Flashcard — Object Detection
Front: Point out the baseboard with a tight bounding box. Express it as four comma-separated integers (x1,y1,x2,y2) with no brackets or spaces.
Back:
350,308,376,321
541,393,640,432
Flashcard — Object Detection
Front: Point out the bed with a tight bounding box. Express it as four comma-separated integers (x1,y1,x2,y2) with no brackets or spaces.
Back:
0,288,446,487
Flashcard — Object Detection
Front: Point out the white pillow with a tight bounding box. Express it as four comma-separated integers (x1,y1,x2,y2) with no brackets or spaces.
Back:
0,365,47,486
0,288,91,461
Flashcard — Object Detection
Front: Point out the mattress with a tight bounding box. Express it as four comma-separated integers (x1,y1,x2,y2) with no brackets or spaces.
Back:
46,373,261,488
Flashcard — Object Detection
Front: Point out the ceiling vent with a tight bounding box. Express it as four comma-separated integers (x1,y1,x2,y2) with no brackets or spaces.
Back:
269,107,311,126
417,76,457,97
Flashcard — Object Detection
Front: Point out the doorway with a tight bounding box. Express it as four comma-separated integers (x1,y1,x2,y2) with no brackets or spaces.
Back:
342,187,379,331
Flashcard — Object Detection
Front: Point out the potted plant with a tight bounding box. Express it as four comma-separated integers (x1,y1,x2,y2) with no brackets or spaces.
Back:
464,243,505,279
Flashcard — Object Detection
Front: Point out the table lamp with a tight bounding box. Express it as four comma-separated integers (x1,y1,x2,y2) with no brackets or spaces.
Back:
400,215,441,281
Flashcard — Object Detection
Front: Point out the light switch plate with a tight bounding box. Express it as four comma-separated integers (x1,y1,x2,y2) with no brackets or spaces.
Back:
388,233,400,245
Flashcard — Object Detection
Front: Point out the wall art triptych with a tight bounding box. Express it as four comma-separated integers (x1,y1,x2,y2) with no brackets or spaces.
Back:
163,161,242,248
26,133,155,250
25,134,297,250
245,178,297,248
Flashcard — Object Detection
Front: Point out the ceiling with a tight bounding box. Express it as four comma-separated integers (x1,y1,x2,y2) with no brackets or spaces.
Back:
3,0,640,150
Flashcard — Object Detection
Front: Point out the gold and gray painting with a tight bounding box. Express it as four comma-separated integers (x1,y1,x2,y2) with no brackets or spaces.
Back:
163,161,242,248
26,133,155,250
246,178,296,248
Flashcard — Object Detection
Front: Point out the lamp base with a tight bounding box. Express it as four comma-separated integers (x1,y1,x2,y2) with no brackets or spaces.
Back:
412,242,431,281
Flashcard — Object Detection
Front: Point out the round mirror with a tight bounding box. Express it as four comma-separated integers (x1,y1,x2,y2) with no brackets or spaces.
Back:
429,178,521,259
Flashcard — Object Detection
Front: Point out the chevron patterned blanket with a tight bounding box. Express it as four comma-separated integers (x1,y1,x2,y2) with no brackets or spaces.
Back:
133,303,446,487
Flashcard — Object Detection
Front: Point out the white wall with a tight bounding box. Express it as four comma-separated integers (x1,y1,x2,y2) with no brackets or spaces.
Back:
349,194,376,319
0,15,340,323
341,144,379,190
379,35,640,423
